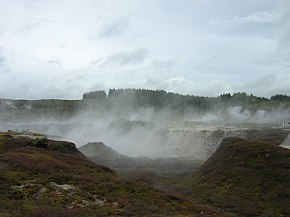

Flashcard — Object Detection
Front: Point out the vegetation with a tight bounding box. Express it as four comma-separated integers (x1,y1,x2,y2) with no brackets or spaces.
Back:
1,89,290,216
0,131,228,217
270,94,290,102
181,138,290,216
83,90,107,100
92,89,280,108
1,89,290,121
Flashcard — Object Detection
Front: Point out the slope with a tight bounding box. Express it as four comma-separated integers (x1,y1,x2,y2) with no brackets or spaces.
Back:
79,142,202,176
187,138,290,216
0,131,227,217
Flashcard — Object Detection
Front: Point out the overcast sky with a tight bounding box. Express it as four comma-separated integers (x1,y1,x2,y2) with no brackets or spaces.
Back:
0,0,289,99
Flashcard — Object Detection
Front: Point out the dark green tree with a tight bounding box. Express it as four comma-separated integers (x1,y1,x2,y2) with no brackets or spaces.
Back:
82,90,107,100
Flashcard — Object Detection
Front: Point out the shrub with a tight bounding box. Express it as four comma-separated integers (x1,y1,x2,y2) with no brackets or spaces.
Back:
32,138,48,149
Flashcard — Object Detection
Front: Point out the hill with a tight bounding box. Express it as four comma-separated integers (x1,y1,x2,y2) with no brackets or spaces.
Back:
182,138,290,216
79,142,203,186
0,131,227,217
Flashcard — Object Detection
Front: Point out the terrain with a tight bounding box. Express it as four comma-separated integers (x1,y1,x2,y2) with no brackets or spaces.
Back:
1,90,290,216
78,130,290,216
1,90,290,159
79,141,203,181
79,126,289,174
174,138,290,216
2,130,289,217
0,131,227,217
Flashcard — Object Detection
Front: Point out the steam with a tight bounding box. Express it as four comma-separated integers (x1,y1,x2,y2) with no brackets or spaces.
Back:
192,106,289,124
1,99,289,160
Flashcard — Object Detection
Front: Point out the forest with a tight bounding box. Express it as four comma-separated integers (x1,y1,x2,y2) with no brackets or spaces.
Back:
82,88,290,111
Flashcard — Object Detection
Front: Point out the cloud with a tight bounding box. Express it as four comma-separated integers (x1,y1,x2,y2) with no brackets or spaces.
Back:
14,19,58,35
0,48,6,68
48,58,63,66
0,57,4,67
237,73,290,97
102,48,150,66
0,66,84,99
21,0,51,11
151,58,176,69
160,76,227,96
0,0,289,99
243,73,276,90
278,1,290,48
98,18,129,39
210,11,280,26
15,22,43,34
252,51,290,68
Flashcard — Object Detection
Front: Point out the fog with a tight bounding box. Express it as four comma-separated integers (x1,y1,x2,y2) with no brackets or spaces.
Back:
1,99,289,160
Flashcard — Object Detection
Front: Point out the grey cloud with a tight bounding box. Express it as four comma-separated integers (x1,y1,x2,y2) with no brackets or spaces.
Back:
17,22,42,34
90,59,102,65
159,76,227,96
87,82,107,92
15,19,58,34
144,77,169,90
241,73,290,97
209,9,280,38
151,58,176,69
252,51,290,68
22,0,52,11
48,58,62,66
98,18,128,39
0,56,4,67
0,48,6,68
243,73,276,90
210,11,279,26
237,73,288,97
102,48,150,66
278,1,290,48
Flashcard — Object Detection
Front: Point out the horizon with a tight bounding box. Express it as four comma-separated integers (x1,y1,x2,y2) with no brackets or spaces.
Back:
1,87,289,100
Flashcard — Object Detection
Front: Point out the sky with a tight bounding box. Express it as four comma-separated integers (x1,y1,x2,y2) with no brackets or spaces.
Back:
0,0,289,99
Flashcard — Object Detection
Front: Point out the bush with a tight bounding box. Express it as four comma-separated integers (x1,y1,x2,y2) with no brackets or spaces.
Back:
32,138,48,149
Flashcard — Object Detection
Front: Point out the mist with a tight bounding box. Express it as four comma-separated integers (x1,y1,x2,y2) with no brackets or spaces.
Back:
1,95,289,160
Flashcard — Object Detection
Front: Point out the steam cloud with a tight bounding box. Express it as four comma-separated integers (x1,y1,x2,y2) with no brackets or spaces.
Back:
1,99,289,160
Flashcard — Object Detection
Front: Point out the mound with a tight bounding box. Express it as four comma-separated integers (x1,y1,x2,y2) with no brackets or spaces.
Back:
79,142,128,166
190,137,290,216
79,142,202,176
0,132,226,217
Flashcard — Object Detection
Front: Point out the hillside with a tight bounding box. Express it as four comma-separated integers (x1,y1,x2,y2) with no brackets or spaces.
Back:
79,142,202,178
181,138,290,216
0,131,227,217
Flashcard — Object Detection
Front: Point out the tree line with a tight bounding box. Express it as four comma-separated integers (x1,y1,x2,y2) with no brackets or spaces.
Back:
82,88,290,111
